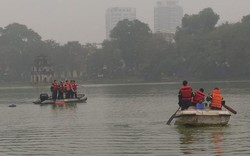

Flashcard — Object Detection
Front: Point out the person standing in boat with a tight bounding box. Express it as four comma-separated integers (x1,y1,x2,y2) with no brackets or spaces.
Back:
64,80,71,99
207,88,225,110
71,80,78,98
178,80,194,110
51,80,58,101
57,81,64,99
69,80,74,98
191,88,205,106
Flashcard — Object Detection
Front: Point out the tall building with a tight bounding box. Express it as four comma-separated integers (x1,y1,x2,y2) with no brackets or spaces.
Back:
106,7,136,39
154,0,183,34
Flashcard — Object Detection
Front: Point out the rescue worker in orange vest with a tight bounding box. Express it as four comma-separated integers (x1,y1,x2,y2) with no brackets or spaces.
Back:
191,88,205,106
71,80,78,98
51,80,58,101
57,81,64,99
207,88,225,110
64,80,71,99
178,80,194,110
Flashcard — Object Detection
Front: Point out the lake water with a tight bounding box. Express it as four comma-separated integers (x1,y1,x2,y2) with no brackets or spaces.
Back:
0,81,249,156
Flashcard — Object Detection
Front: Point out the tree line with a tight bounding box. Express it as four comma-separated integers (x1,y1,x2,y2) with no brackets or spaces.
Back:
1,8,250,82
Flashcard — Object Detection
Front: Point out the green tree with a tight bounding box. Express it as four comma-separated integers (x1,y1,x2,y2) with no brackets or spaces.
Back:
180,8,219,35
101,40,123,78
174,8,220,79
142,34,177,81
0,23,43,81
110,19,152,75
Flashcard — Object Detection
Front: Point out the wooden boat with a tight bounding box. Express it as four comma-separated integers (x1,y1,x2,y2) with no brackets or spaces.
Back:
174,106,231,126
33,93,87,105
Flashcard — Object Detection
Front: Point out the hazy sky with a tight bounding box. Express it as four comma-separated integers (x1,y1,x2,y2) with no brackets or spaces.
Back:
0,0,250,44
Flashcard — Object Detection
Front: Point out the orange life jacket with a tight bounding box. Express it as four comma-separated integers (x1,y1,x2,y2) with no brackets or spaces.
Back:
193,90,205,104
210,89,223,109
64,82,71,91
180,85,192,101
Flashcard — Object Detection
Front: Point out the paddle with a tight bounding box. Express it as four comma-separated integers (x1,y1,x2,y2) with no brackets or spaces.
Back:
166,106,181,125
222,104,237,114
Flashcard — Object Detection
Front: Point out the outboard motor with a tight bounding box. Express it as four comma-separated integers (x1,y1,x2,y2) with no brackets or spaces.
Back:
40,93,49,102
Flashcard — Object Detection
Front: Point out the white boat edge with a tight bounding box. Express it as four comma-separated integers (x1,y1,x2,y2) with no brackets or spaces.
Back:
174,107,231,126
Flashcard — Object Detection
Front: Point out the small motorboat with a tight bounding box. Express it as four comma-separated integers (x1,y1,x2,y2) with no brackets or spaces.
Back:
174,106,231,126
33,93,87,105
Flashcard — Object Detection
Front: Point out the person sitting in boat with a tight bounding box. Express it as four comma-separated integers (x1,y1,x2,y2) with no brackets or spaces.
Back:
64,80,71,99
191,88,205,106
71,80,78,98
51,80,58,101
178,80,194,110
207,88,225,110
58,81,64,99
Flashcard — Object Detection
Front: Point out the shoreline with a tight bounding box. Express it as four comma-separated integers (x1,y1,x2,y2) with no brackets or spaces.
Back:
1,79,250,88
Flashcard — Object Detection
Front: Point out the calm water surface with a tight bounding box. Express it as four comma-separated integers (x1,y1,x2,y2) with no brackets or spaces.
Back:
0,81,249,156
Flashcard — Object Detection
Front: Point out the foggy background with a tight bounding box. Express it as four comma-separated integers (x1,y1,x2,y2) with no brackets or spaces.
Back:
0,0,249,44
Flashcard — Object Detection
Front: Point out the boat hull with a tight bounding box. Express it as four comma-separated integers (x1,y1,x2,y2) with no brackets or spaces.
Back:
33,94,87,105
174,109,231,126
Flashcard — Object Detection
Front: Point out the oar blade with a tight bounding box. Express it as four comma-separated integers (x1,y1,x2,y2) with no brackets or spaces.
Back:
166,107,180,125
166,115,174,125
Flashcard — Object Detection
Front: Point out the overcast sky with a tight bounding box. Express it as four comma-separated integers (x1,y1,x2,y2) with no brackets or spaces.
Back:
0,0,250,44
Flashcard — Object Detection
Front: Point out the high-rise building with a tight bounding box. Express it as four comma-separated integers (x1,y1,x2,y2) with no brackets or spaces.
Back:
154,0,183,34
106,7,136,39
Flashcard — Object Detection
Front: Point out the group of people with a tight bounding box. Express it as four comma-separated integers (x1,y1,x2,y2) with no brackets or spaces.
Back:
178,80,225,110
50,80,78,101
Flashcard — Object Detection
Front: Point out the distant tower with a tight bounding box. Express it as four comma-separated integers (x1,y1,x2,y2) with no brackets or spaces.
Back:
154,0,183,33
106,7,136,39
31,55,54,83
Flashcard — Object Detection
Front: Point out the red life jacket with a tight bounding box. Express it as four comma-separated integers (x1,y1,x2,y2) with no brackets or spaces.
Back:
211,89,223,109
58,85,64,92
52,82,58,91
180,85,192,101
193,90,205,104
72,83,77,91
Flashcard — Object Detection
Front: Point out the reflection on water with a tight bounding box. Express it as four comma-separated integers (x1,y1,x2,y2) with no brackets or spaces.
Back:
177,126,225,156
212,129,223,156
51,103,77,110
